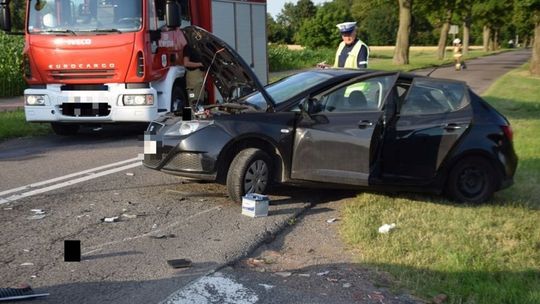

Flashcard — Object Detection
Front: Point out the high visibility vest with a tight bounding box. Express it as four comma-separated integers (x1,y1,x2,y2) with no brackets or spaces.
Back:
334,39,369,68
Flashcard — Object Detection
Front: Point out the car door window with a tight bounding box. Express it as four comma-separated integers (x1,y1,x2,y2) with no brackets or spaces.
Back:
401,79,468,115
318,75,395,113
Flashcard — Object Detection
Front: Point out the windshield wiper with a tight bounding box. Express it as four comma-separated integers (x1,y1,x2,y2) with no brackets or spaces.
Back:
88,29,123,34
40,29,77,35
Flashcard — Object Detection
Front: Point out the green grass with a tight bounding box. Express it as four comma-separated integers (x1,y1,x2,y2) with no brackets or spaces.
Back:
0,110,51,140
340,64,540,304
269,45,504,73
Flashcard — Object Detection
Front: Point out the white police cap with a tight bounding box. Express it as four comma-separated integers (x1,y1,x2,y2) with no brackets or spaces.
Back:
336,22,357,33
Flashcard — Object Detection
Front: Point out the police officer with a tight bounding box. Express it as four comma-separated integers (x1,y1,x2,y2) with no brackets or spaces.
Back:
334,22,369,68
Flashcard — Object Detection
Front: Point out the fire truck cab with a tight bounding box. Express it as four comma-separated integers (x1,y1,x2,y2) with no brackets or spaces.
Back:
0,0,268,135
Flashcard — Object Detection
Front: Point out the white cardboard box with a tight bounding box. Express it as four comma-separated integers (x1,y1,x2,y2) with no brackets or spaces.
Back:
242,194,269,217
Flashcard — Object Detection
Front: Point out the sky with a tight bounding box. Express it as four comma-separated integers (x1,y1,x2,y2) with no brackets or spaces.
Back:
267,0,330,18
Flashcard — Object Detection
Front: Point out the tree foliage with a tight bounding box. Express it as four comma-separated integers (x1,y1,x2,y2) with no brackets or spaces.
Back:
296,1,352,48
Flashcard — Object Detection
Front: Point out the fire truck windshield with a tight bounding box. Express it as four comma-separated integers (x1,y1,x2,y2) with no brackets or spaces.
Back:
28,0,142,34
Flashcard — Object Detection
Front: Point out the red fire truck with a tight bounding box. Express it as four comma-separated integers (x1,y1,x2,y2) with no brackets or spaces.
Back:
0,0,268,135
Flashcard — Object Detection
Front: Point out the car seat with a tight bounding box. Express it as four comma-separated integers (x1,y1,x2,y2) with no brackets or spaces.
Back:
348,91,368,110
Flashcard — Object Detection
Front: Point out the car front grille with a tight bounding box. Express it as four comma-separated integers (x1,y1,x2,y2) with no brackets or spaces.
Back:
163,152,203,172
50,69,115,80
143,153,163,168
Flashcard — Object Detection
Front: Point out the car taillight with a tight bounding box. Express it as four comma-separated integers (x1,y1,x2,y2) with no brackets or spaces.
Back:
137,51,144,77
502,125,513,142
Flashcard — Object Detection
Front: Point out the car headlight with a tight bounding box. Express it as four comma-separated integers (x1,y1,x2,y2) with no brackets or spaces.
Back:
122,94,154,106
165,120,213,136
25,95,46,106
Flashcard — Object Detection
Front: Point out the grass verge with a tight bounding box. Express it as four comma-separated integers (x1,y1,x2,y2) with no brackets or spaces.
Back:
340,64,540,304
0,110,51,141
269,44,505,74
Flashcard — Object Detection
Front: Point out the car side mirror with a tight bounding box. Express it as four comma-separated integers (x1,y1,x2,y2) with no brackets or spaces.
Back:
299,97,319,114
165,0,180,28
0,3,12,32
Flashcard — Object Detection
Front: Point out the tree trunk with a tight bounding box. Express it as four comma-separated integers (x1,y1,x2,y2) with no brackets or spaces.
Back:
393,0,412,65
463,15,471,55
531,20,540,75
437,8,453,60
483,25,491,52
492,29,499,51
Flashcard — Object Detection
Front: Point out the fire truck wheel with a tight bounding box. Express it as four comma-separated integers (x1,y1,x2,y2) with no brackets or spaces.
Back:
171,83,187,112
51,123,80,136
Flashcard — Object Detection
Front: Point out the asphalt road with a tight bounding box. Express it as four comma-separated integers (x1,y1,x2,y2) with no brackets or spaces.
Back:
0,49,532,304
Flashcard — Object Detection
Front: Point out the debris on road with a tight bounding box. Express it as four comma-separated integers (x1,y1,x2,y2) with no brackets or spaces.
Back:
3,207,13,210
317,270,330,276
0,285,49,301
298,273,311,278
151,223,158,229
246,258,266,268
342,283,352,288
27,215,47,220
149,233,176,239
274,271,292,278
27,209,47,220
121,213,138,219
30,209,45,215
167,258,192,269
126,172,135,176
20,263,34,266
258,284,274,291
101,216,119,223
326,218,338,223
378,223,396,234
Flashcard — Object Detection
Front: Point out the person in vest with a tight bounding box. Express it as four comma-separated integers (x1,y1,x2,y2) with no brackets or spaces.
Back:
334,22,369,68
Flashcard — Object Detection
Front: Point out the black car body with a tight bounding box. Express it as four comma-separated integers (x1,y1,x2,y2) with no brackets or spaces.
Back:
143,26,517,203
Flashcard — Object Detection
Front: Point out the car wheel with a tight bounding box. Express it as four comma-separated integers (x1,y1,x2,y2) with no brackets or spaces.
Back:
51,123,79,136
226,148,272,203
446,157,497,204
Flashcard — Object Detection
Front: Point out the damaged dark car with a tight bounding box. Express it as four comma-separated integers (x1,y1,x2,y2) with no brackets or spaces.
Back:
143,26,517,203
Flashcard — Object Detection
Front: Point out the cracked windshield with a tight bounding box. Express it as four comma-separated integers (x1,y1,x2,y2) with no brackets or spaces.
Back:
28,0,142,33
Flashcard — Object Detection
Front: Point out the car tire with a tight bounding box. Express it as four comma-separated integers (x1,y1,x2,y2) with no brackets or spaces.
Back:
446,156,497,204
51,123,79,136
226,148,272,203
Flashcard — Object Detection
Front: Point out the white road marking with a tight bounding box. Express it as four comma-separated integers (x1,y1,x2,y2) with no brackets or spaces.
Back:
0,161,142,205
82,206,221,255
0,157,141,197
161,272,258,304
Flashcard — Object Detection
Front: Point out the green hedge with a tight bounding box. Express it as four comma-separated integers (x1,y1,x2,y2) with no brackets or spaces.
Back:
268,44,335,72
0,32,25,97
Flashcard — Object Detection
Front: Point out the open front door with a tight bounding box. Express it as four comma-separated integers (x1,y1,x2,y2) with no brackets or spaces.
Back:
291,74,398,186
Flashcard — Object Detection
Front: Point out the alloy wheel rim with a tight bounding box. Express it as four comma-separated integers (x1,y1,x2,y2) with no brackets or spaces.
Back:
244,160,269,194
458,167,485,198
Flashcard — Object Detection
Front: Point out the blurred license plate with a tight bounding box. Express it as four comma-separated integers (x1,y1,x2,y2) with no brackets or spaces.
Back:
144,140,157,154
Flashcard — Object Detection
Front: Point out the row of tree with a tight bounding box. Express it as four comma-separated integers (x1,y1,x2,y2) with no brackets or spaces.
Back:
268,0,540,75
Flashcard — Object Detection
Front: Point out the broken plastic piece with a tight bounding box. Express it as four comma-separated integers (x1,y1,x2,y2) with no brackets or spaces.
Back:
167,259,192,269
149,234,176,239
101,217,119,223
326,218,338,223
0,285,49,301
378,223,396,234
20,263,34,266
126,172,135,176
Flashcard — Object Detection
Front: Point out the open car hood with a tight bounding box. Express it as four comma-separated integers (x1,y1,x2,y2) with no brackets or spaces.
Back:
182,26,274,109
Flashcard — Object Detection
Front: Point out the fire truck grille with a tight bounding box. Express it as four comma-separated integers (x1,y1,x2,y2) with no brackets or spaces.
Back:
163,153,203,172
50,69,115,80
61,103,111,117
